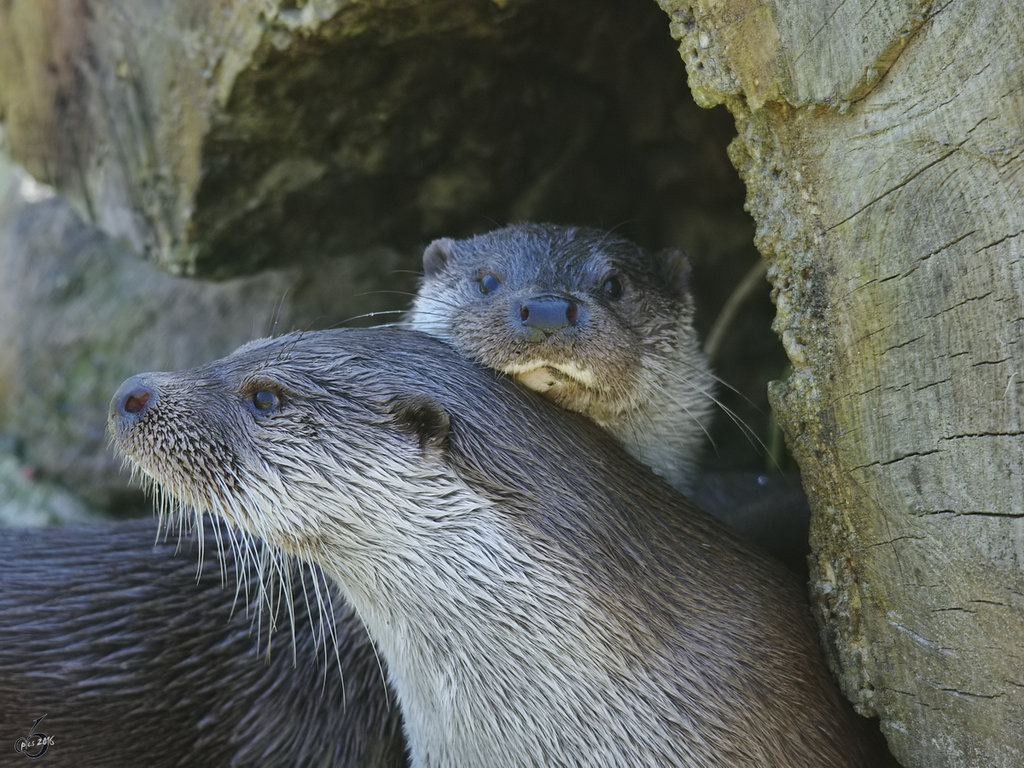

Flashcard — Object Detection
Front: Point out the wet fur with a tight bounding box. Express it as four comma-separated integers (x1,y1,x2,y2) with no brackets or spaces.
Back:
407,223,717,494
0,518,406,768
110,327,883,768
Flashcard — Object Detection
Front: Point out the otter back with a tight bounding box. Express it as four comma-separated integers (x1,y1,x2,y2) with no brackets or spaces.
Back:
0,518,405,768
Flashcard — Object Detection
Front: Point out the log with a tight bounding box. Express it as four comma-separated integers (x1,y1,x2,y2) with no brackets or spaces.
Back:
0,0,713,277
656,1,1024,766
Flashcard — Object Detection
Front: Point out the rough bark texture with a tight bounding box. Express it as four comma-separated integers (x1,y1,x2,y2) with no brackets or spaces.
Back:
0,0,738,277
656,1,1024,766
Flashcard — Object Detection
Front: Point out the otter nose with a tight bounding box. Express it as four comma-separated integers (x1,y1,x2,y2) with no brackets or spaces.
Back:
517,295,580,335
109,374,159,430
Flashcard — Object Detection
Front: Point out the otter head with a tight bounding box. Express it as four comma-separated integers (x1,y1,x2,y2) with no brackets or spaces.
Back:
407,223,700,426
108,332,468,583
107,328,685,766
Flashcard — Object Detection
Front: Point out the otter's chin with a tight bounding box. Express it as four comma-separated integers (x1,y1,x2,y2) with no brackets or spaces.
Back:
505,359,596,387
513,365,574,393
504,363,621,423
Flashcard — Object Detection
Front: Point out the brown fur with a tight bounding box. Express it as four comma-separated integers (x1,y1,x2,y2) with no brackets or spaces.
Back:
109,327,888,768
0,518,405,768
408,223,716,494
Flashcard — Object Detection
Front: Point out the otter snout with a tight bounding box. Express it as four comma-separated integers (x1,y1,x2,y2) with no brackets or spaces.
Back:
109,374,159,437
514,294,583,339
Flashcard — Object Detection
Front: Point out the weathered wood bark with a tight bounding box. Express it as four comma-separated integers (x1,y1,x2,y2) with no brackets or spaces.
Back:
0,0,719,278
656,1,1024,766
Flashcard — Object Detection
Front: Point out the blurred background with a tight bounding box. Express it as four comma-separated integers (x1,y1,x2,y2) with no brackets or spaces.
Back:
0,0,788,524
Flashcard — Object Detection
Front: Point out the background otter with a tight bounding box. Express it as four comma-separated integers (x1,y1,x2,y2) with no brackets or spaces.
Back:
110,327,886,767
0,518,405,768
408,223,716,494
407,222,809,566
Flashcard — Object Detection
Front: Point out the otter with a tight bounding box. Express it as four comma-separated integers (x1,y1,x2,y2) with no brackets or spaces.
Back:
407,223,716,495
406,223,809,568
109,327,886,768
0,518,405,768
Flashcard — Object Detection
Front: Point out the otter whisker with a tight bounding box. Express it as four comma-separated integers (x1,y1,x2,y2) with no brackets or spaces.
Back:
264,287,290,339
191,503,208,582
388,268,427,278
404,291,464,313
279,559,298,666
209,512,231,587
330,308,408,329
362,288,426,301
646,356,770,460
223,523,252,613
295,554,345,697
673,354,769,411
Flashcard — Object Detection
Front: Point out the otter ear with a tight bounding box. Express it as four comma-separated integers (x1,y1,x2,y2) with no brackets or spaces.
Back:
659,248,694,298
390,393,451,452
423,238,456,277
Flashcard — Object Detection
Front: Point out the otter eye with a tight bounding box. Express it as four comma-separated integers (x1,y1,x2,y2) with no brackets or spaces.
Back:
250,390,280,415
478,273,501,295
601,275,624,299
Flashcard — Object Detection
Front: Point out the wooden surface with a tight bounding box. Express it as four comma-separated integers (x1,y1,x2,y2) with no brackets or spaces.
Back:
658,0,1024,765
0,0,714,277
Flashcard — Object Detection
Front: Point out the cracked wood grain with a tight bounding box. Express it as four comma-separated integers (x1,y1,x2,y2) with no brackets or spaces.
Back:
658,0,1024,765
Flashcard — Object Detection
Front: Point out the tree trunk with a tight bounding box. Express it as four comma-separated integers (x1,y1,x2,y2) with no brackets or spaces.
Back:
0,0,716,278
656,1,1024,766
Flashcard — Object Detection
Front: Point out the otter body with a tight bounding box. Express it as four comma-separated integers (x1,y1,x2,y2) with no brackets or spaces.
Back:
110,327,882,768
0,518,405,768
408,223,716,494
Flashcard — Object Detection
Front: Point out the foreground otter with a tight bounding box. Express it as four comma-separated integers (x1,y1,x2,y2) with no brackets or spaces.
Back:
110,327,884,767
0,518,405,768
408,223,717,494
